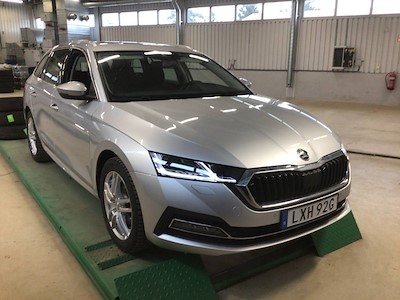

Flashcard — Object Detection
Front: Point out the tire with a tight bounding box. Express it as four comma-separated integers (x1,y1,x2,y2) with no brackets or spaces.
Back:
0,78,14,84
0,111,25,126
100,157,149,254
0,98,23,112
0,125,26,140
0,69,14,93
26,112,51,162
0,86,14,93
0,69,13,81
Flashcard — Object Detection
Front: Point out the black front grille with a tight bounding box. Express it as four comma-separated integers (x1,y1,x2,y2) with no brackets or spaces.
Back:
247,154,348,205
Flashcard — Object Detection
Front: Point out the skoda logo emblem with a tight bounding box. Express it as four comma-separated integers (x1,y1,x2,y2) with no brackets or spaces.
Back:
297,149,309,161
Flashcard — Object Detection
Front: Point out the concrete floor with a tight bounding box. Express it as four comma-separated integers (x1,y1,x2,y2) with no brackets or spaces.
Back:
0,100,399,299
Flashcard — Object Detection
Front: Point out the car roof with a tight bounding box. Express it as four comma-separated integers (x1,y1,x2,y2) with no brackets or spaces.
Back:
53,40,199,54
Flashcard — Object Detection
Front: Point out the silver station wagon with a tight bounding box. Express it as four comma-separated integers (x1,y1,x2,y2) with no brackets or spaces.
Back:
24,41,351,255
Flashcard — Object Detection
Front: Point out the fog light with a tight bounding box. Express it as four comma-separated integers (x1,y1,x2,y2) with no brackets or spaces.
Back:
169,219,229,238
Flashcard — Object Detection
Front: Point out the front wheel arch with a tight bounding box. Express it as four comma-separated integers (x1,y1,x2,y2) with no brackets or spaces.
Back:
99,156,150,253
96,150,118,198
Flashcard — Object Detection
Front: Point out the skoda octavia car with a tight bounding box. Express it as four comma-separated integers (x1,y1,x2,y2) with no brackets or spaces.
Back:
24,41,351,255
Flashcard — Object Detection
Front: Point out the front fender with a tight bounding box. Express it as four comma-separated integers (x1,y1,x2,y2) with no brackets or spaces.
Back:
90,122,157,194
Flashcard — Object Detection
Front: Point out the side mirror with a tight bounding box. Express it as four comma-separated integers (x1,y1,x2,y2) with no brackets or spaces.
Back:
239,77,252,88
57,81,87,99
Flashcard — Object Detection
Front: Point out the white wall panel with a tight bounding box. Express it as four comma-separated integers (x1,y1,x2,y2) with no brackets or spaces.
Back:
98,7,400,75
0,3,33,44
297,16,400,74
297,18,337,71
0,3,34,62
186,20,290,70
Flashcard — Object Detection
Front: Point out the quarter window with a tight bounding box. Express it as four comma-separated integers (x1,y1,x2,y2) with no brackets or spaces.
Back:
41,50,69,84
34,53,50,78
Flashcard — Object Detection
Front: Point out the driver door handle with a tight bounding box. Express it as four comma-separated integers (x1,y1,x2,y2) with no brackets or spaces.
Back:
50,104,59,111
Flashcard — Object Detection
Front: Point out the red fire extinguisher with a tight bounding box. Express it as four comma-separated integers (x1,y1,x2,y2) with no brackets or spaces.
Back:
385,72,396,90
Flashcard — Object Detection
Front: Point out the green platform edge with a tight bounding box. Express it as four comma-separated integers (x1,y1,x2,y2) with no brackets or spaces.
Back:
0,141,117,299
0,139,362,299
0,140,216,300
312,211,362,256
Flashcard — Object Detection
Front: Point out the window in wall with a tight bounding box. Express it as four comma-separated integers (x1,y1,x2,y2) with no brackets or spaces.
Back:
337,0,372,16
139,10,157,25
304,0,335,17
211,5,235,22
102,13,119,27
263,1,292,19
236,3,262,21
159,9,176,24
120,12,137,26
187,7,210,23
372,0,400,15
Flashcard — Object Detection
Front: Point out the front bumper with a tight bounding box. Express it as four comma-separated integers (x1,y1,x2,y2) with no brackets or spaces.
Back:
154,201,351,256
133,170,351,256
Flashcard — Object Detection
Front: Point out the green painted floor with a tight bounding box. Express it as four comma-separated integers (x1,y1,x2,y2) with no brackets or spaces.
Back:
0,139,361,299
0,140,216,300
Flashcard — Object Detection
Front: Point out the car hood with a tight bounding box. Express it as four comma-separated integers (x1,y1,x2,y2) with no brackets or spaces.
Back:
107,95,341,169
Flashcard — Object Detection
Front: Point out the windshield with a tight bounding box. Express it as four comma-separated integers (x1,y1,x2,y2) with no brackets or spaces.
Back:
96,51,251,101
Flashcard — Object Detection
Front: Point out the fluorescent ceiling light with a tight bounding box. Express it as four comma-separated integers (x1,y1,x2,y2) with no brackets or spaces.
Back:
1,0,23,3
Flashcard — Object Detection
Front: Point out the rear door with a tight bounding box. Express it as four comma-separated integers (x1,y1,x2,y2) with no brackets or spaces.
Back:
27,49,69,152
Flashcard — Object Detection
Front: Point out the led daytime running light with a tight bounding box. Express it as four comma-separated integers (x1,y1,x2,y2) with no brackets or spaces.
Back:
150,152,237,183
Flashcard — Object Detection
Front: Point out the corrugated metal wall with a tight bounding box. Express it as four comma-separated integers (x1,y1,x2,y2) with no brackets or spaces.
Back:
186,20,290,70
100,15,400,74
297,16,400,73
0,3,34,61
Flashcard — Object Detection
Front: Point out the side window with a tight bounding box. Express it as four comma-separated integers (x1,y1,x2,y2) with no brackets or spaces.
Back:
64,50,94,98
33,53,50,78
41,49,69,84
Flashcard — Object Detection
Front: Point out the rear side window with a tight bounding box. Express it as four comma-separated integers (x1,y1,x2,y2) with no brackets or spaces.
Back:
33,53,50,78
41,49,69,84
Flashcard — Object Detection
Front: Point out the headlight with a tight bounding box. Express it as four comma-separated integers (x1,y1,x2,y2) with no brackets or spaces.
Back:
149,152,243,183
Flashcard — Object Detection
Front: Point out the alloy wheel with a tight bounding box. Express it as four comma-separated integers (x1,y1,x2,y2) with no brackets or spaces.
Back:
103,171,132,240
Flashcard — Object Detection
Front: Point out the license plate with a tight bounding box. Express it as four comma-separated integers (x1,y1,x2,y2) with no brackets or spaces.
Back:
280,195,338,229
